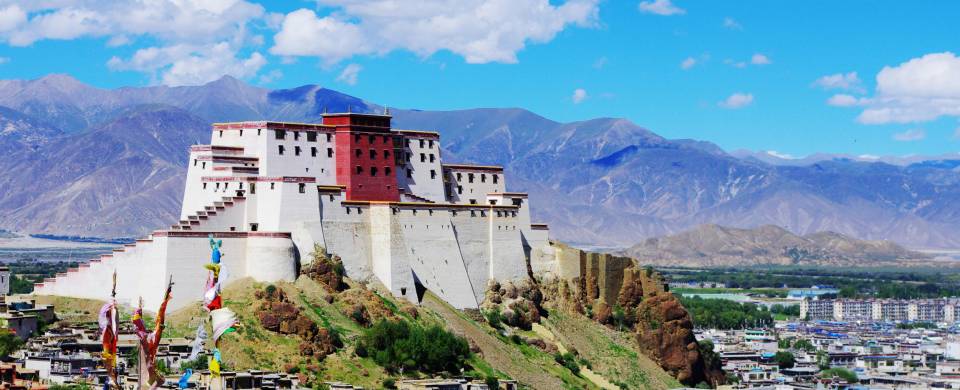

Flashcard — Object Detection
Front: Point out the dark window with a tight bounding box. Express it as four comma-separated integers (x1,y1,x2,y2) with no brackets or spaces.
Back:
420,153,426,162
294,131,300,141
193,159,197,166
355,149,362,157
430,169,437,179
481,173,486,183
370,167,378,176
275,130,285,140
405,139,410,147
406,169,412,178
369,149,377,159
385,167,391,175
368,135,375,144
295,146,302,156
419,139,425,148
278,145,285,155
457,185,463,194
202,162,206,169
250,183,256,194
468,173,475,183
406,153,411,162
383,150,390,158
250,223,259,231
203,183,207,189
327,148,334,157
257,129,261,136
429,154,435,163
470,199,477,205
311,147,318,157
219,131,223,137
383,135,390,143
298,183,306,193
512,198,523,206
270,183,275,190
457,172,462,181
354,134,361,142
356,166,363,174
490,200,498,205
326,133,332,142
428,140,434,148
307,132,317,142
493,175,499,184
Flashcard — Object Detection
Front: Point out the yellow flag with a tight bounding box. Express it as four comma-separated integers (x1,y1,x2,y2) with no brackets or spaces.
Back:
209,356,220,377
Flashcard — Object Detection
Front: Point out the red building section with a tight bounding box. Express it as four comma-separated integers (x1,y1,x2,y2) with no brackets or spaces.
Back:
325,113,400,201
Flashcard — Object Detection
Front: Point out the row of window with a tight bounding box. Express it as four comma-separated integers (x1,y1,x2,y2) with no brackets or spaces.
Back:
356,148,392,159
453,172,499,184
274,130,334,143
354,166,394,177
404,138,435,149
201,181,311,194
278,145,334,157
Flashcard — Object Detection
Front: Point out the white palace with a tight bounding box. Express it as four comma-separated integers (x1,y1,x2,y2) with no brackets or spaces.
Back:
33,113,559,311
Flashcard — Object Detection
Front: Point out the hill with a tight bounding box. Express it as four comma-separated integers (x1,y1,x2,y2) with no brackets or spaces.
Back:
3,75,960,249
622,224,933,268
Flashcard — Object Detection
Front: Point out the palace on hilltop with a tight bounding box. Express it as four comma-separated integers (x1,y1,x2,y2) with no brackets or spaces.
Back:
33,112,557,311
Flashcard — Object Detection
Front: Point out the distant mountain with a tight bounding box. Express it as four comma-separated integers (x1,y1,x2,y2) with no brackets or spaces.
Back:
1,74,960,250
731,149,960,167
621,224,931,268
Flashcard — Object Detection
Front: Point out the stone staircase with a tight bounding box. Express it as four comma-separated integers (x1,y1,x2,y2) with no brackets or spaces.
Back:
400,191,434,203
34,195,247,299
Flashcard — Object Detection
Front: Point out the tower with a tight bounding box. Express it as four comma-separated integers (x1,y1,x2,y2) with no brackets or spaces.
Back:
324,113,401,201
0,266,10,296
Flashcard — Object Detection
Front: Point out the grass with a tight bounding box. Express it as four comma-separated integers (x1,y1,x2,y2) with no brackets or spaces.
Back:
673,287,788,297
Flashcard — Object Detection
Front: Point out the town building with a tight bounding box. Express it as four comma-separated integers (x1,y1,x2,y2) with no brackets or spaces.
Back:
801,298,960,323
33,113,558,311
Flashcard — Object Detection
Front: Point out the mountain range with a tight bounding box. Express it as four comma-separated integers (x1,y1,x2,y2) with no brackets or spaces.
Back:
622,224,931,268
2,74,960,249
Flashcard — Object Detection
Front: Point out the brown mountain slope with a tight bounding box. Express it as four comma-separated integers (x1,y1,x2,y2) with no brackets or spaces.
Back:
622,224,932,268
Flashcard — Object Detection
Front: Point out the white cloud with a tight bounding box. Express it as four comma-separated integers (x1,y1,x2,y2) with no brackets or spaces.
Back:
814,72,862,91
750,53,771,65
723,17,742,30
572,88,588,104
336,63,362,85
0,1,269,85
638,0,685,16
718,92,753,109
271,1,599,64
0,4,26,32
827,94,863,107
108,42,266,86
893,129,926,141
593,56,608,69
258,69,283,84
837,52,960,124
723,58,747,68
680,57,696,70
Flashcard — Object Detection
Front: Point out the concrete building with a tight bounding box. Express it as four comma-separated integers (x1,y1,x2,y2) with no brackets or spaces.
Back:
33,113,556,311
801,298,960,323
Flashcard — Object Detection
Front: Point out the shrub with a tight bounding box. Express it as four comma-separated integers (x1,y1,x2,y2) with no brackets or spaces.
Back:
357,320,470,375
485,309,503,330
485,376,499,389
510,334,523,345
381,378,396,389
821,367,858,383
554,352,579,375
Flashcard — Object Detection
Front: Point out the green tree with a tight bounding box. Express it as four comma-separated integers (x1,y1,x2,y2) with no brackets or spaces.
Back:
0,330,23,358
793,339,815,352
774,351,795,369
821,367,857,383
485,376,499,389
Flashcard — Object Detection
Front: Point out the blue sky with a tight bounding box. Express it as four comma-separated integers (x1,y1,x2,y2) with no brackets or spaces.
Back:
0,0,958,158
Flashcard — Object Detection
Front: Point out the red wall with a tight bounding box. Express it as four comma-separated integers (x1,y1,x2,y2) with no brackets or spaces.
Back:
328,114,399,201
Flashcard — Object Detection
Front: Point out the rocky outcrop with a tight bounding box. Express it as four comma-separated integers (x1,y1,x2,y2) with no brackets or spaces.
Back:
301,246,347,293
255,286,341,359
546,242,724,387
481,280,545,331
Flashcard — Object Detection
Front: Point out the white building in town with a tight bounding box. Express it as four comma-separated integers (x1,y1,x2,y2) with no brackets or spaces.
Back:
33,113,555,311
801,298,960,323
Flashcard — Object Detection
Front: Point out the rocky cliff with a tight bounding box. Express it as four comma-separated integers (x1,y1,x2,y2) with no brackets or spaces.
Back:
540,242,725,387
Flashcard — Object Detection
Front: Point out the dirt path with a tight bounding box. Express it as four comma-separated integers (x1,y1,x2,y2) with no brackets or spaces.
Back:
532,323,619,390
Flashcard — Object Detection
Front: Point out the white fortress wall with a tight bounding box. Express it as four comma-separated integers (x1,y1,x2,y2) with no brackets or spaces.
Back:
395,206,479,309
449,208,496,303
489,209,529,284
443,165,505,205
321,201,375,281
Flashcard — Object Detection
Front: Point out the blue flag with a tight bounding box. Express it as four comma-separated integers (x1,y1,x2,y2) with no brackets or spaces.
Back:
178,368,193,389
